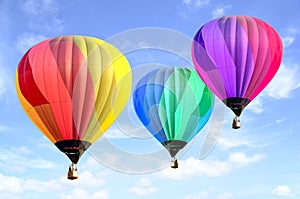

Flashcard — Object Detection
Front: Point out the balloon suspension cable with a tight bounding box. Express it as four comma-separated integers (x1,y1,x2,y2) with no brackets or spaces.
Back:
232,116,241,129
170,157,178,169
67,163,78,180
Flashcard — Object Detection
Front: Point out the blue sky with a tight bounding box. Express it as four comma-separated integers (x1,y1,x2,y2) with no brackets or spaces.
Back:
1,0,300,198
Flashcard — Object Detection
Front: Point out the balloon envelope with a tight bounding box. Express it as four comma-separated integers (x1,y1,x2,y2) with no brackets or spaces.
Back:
133,67,214,158
16,35,132,164
192,16,283,116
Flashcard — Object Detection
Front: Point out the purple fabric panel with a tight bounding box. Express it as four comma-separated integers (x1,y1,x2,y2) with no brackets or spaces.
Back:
192,40,226,99
239,17,257,97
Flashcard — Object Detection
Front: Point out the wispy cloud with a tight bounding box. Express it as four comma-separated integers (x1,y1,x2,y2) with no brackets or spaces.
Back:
272,185,293,197
129,177,159,196
247,62,300,114
182,0,210,7
0,75,7,97
60,170,106,188
265,63,300,99
216,133,260,150
0,173,60,195
22,0,59,16
0,124,7,133
0,157,108,198
211,8,225,19
158,152,266,179
282,36,295,48
0,171,108,199
0,62,13,99
15,32,47,54
211,5,231,19
0,147,56,173
276,117,287,124
228,152,265,167
178,0,210,18
247,96,264,114
21,0,63,33
61,189,109,199
282,27,297,48
184,187,233,199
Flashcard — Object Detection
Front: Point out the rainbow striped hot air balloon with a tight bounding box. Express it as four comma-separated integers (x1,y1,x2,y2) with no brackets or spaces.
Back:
192,16,283,129
16,35,132,179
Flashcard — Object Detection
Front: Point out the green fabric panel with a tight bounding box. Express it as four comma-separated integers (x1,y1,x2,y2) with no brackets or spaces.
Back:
159,68,207,141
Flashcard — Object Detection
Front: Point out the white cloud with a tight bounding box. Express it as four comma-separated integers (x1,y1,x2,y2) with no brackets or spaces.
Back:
0,156,108,198
184,187,233,199
57,157,108,188
178,0,210,18
129,177,159,196
284,28,298,35
183,0,192,5
282,36,295,48
61,188,109,199
282,27,297,48
129,186,159,196
0,62,11,99
104,127,131,139
265,63,300,99
139,177,152,186
0,124,9,133
0,74,17,102
104,123,153,139
0,173,107,199
0,147,56,173
92,191,109,199
182,0,210,7
0,174,24,194
228,152,265,167
247,96,264,114
272,185,292,197
158,152,266,180
21,0,63,33
218,193,234,199
216,133,257,150
11,146,32,155
211,5,231,19
80,156,107,172
276,118,286,124
60,170,106,188
0,173,60,195
0,79,6,98
15,32,47,54
212,8,225,19
23,0,59,16
247,63,300,114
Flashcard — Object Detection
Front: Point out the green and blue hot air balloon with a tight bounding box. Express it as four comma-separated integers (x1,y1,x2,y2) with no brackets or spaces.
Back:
133,67,214,168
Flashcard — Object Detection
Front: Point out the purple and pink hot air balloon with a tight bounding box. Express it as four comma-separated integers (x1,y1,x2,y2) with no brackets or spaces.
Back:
192,16,283,129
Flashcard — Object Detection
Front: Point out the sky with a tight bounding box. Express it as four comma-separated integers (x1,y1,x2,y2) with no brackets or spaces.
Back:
1,0,300,198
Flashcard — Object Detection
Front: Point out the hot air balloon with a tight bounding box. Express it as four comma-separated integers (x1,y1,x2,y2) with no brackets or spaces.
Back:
133,67,214,168
16,35,132,179
192,16,283,129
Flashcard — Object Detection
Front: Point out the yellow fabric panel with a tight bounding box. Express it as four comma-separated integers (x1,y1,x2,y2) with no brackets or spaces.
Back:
83,67,114,141
88,38,132,143
83,38,117,141
16,72,56,143
73,36,88,59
